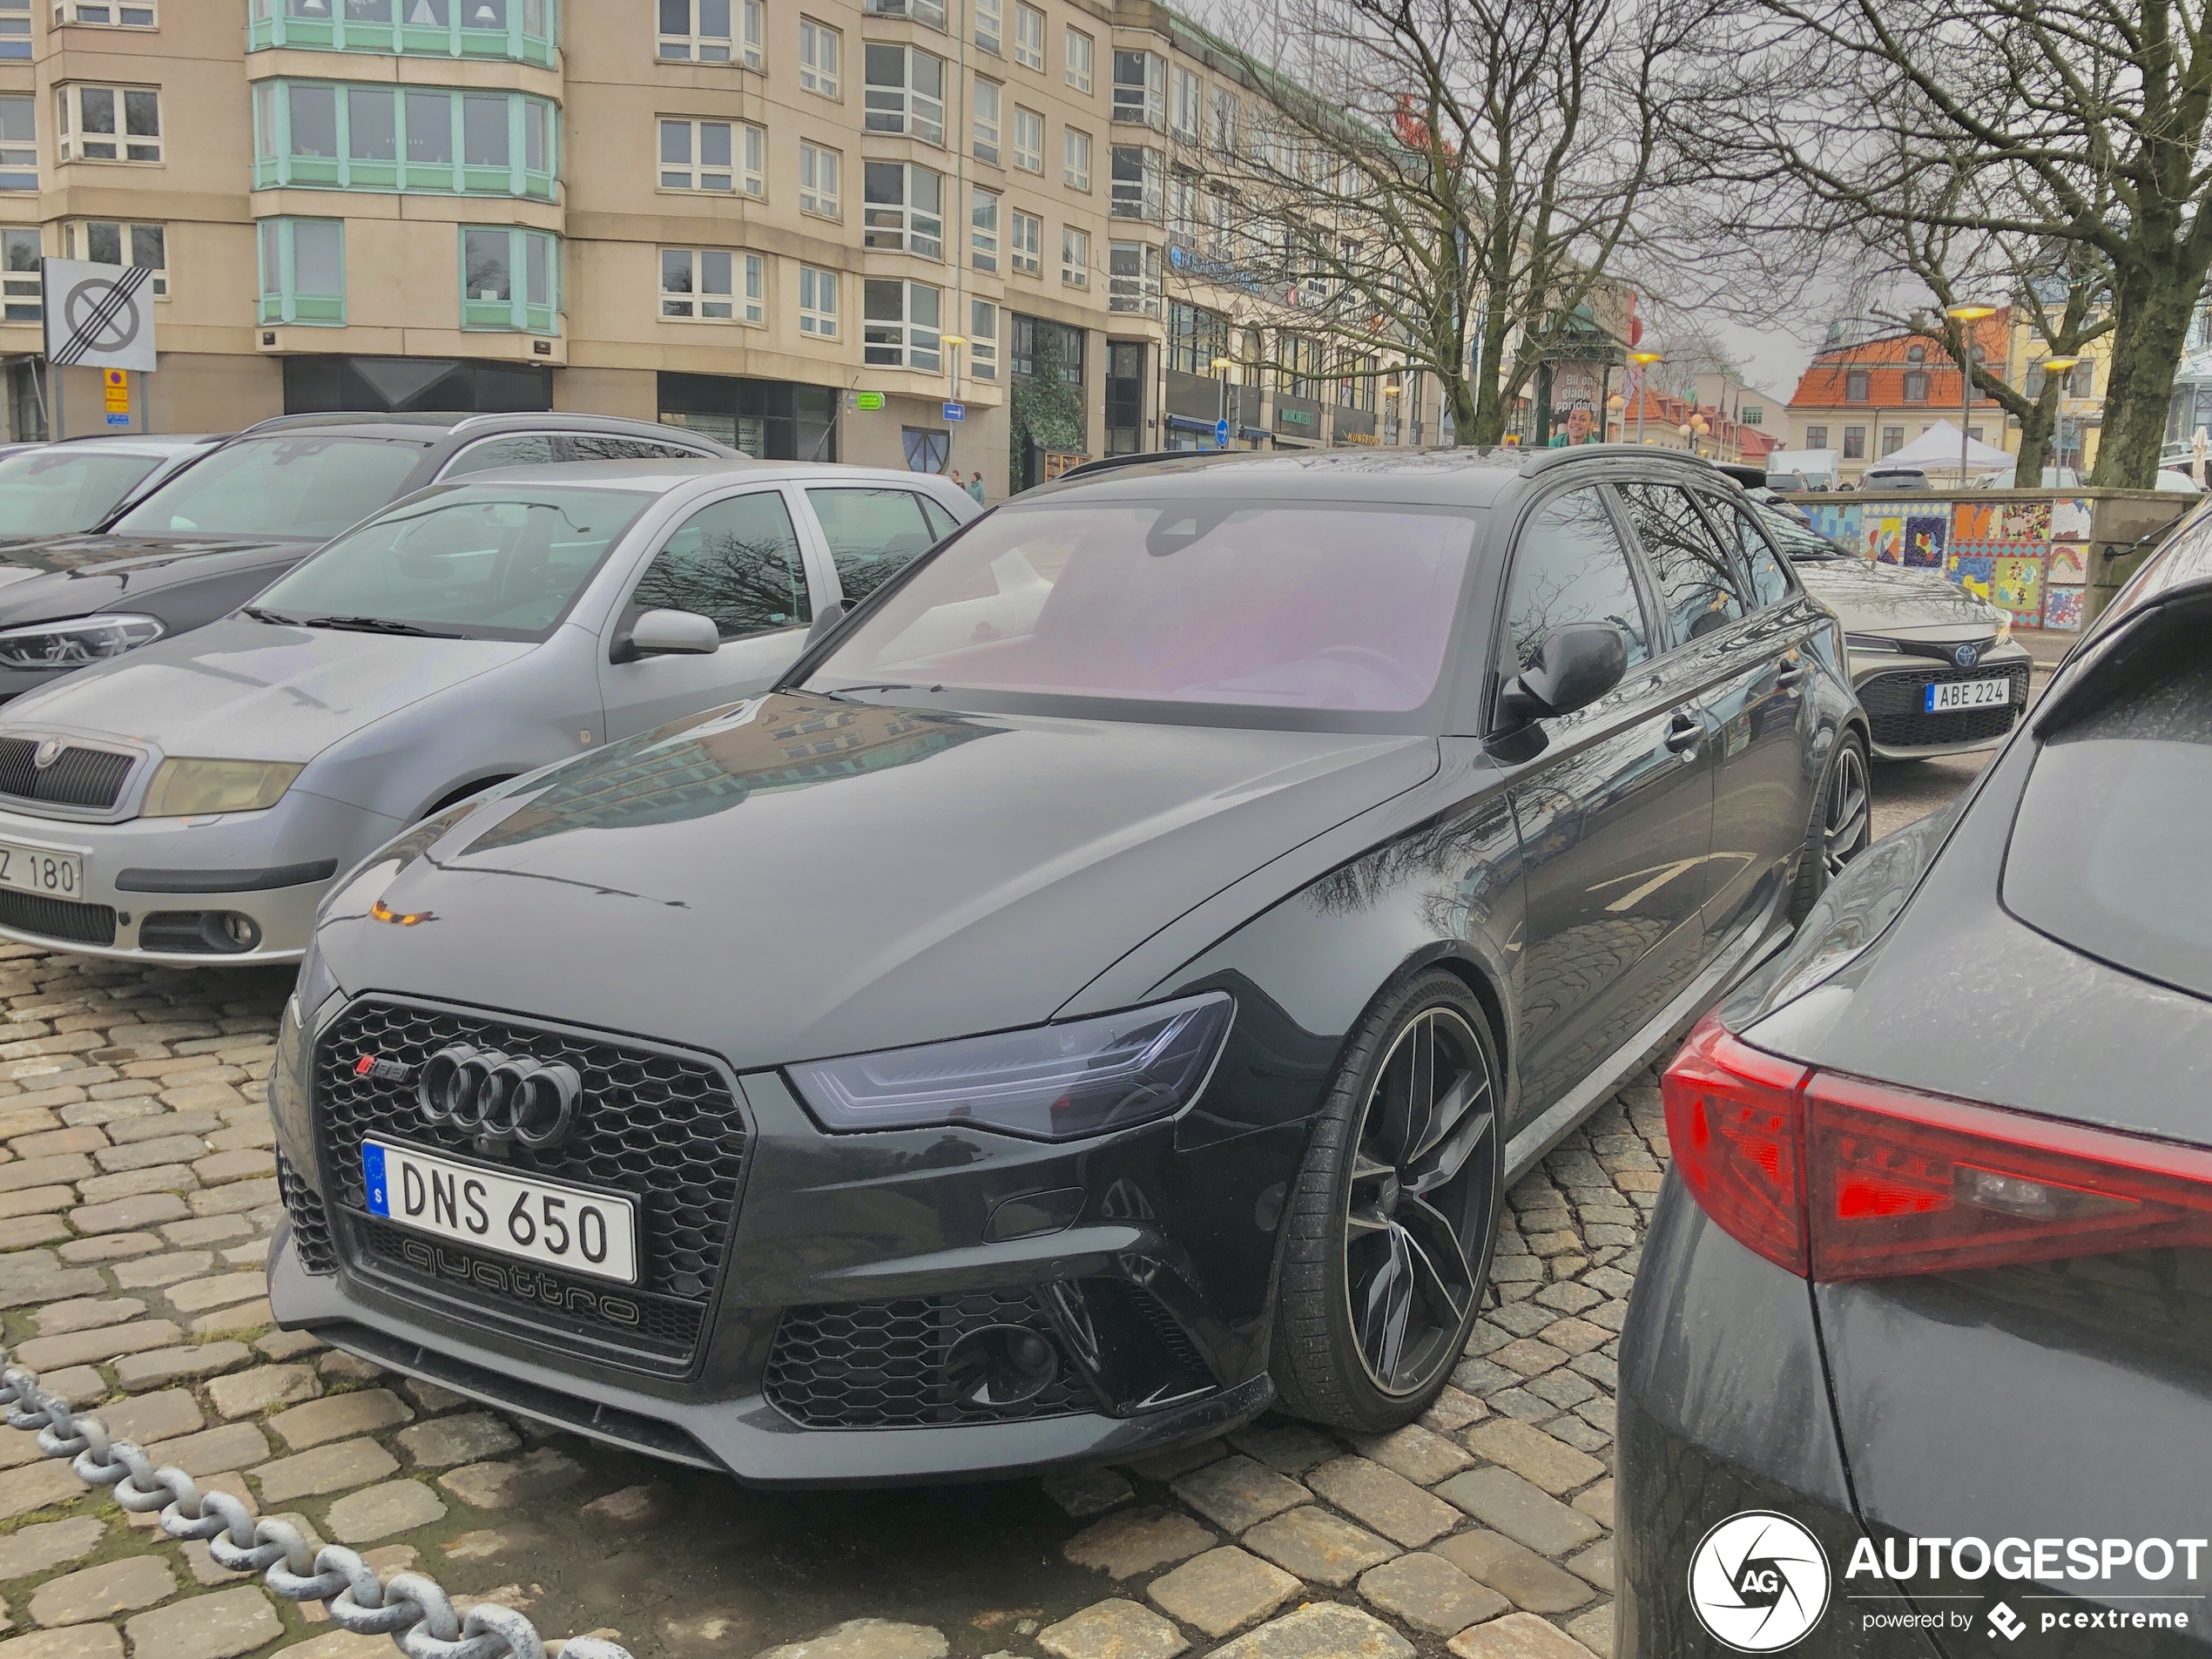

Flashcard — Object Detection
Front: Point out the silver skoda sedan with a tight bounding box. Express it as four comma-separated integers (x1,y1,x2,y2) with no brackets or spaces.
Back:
0,459,975,964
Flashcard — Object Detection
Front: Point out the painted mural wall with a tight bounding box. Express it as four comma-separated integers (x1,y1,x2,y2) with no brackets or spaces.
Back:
1799,494,2094,631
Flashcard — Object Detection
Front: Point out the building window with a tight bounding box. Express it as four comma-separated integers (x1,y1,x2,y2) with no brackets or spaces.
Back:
258,216,346,325
1742,405,1763,425
1210,85,1236,154
1844,368,1870,402
1905,343,1925,364
253,81,555,199
862,160,943,258
64,220,167,296
661,247,762,324
659,117,764,195
1110,145,1162,220
1063,126,1090,191
1168,169,1199,249
54,0,154,28
1065,27,1092,92
1112,50,1164,127
3,228,42,321
1279,332,1319,400
971,185,999,273
247,0,556,63
57,84,162,163
0,96,33,189
1880,425,1905,456
1061,225,1088,288
1167,300,1227,374
972,0,998,53
1011,105,1042,172
0,0,30,57
1902,369,1928,401
864,44,946,145
1206,183,1232,258
799,18,841,96
1012,2,1042,68
1108,239,1159,316
461,225,558,333
864,0,946,28
1840,425,1864,458
1010,312,1082,383
658,0,763,66
1010,209,1041,276
799,265,838,337
1170,64,1201,141
969,298,997,381
863,278,940,369
799,140,840,218
972,77,1000,163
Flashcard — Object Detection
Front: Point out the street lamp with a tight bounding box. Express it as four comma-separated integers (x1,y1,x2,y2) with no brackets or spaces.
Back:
1945,301,2000,487
2039,354,2081,480
1628,349,1662,445
1211,354,1234,448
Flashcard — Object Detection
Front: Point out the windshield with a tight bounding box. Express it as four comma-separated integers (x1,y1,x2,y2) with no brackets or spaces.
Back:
111,435,427,540
0,448,167,537
249,484,653,641
808,499,1478,724
1751,501,1848,561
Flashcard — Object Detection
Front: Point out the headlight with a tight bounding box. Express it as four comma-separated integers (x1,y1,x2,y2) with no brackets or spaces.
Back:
0,614,164,669
1842,633,1900,652
790,992,1235,1140
141,758,302,818
1992,610,2013,647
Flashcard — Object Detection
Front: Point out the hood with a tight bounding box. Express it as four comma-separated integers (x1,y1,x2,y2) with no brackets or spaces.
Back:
0,532,300,578
1795,556,2004,637
327,692,1440,1067
0,536,309,628
0,614,531,764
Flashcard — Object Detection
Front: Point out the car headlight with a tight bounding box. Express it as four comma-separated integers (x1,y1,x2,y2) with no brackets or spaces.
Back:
790,991,1235,1140
1842,633,1900,652
141,758,303,818
1992,610,2013,647
0,614,165,670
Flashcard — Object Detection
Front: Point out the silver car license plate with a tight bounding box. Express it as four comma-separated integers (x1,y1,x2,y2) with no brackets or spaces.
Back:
362,1138,637,1284
0,840,84,899
1924,677,2009,714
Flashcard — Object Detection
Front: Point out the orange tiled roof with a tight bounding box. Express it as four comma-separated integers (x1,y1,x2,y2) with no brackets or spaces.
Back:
1787,315,2009,410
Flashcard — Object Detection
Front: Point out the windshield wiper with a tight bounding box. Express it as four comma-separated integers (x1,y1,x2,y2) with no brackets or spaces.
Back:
239,604,293,624
297,614,462,639
819,680,917,698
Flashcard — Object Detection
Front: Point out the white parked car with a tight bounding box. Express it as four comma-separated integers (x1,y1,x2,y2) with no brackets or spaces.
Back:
0,459,975,963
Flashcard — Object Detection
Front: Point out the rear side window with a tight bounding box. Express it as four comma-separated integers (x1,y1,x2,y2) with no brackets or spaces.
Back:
806,487,941,605
2004,643,2212,1000
627,490,812,641
1695,494,1792,609
1503,487,1650,672
440,435,557,479
1621,482,1750,647
563,436,709,461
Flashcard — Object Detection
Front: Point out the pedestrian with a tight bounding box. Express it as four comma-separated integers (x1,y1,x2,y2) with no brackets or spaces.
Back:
967,470,986,503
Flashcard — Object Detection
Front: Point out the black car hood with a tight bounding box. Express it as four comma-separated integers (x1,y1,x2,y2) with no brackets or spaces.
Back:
0,536,308,624
327,692,1440,1068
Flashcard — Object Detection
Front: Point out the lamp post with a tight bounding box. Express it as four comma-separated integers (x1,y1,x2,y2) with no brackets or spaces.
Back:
1211,354,1234,448
1629,349,1662,445
2038,354,2080,482
1944,302,1999,486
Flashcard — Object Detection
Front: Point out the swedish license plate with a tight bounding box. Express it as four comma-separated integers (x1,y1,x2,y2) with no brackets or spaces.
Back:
361,1138,637,1285
1924,677,2010,714
0,840,84,899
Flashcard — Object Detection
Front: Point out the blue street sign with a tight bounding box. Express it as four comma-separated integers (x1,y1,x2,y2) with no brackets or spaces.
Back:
944,401,966,421
1216,417,1231,448
105,412,130,428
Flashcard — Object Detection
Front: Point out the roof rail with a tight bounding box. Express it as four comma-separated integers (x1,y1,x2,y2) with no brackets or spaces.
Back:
231,411,461,436
1050,449,1238,483
1515,442,1724,478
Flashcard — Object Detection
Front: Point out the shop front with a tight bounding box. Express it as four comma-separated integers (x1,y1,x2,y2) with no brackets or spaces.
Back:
284,355,553,414
657,372,839,462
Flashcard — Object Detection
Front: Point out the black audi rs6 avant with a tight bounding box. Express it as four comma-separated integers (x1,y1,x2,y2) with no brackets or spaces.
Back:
267,445,1867,1485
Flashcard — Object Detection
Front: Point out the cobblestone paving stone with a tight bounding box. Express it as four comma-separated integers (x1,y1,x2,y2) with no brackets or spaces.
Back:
0,944,1665,1659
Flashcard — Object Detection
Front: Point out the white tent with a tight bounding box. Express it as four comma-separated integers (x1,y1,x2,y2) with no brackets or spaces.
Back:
1874,420,2015,474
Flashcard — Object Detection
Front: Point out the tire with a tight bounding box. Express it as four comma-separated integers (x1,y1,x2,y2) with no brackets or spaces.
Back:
1270,968,1503,1433
1789,729,1871,925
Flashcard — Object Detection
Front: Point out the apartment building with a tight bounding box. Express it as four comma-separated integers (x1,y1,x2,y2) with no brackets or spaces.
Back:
1784,315,2016,488
0,0,1447,494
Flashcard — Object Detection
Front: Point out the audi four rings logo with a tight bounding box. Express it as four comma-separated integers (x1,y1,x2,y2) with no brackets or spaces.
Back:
1955,644,1981,668
414,1045,584,1151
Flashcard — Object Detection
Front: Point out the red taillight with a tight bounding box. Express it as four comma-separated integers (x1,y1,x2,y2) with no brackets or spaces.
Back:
1662,1013,1812,1274
1662,1011,2212,1281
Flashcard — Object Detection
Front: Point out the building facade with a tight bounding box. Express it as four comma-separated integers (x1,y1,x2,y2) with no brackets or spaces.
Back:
0,0,1451,493
1784,315,2017,488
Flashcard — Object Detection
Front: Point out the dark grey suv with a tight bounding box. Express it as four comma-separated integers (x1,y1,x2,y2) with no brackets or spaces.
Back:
0,412,735,703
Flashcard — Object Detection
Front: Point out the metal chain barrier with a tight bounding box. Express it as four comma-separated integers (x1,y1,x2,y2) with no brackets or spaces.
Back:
0,1349,633,1659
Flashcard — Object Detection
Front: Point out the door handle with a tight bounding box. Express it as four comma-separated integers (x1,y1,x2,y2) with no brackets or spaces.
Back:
1775,654,1810,688
1664,714,1704,756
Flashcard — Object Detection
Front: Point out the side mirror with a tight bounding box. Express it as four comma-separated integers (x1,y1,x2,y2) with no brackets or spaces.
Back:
803,599,847,649
1498,623,1629,725
618,609,720,661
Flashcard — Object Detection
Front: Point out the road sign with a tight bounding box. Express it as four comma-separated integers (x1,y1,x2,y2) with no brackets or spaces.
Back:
1216,417,1231,448
104,368,128,412
42,260,157,374
855,391,885,411
105,413,130,428
943,401,965,421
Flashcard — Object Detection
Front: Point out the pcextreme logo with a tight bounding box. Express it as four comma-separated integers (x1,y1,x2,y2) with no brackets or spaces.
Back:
1689,1512,1832,1652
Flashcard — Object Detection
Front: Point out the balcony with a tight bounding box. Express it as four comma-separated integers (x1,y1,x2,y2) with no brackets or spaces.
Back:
247,0,556,69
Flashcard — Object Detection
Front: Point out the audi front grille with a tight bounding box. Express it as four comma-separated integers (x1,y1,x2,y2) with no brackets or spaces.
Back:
310,998,748,1374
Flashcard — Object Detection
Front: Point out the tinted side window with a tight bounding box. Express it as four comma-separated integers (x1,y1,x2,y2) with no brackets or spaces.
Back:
627,490,812,642
1696,493,1791,610
439,435,558,479
1504,488,1650,672
806,487,940,605
1622,482,1750,647
918,495,961,539
563,436,709,462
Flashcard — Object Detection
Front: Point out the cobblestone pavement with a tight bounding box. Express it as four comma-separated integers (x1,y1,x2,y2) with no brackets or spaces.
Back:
0,745,1978,1659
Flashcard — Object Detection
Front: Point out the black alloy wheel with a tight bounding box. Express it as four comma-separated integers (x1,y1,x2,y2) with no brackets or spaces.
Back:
1271,970,1501,1431
1790,730,1872,924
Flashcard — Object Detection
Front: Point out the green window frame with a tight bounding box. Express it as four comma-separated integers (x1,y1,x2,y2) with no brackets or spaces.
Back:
252,78,556,199
247,0,557,68
459,225,559,334
258,217,347,325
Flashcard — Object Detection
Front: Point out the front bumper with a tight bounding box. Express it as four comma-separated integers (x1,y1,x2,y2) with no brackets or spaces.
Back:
1846,642,2034,760
0,791,400,965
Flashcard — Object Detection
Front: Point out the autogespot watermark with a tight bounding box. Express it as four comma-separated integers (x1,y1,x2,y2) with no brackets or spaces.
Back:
1690,1512,2208,1650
